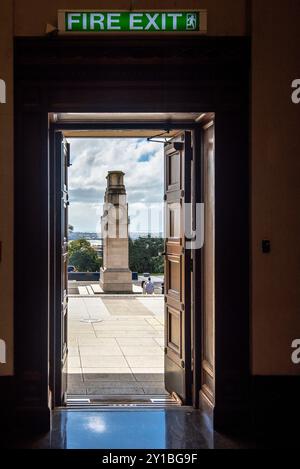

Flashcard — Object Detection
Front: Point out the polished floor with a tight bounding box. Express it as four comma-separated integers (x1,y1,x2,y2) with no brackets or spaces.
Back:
11,408,249,449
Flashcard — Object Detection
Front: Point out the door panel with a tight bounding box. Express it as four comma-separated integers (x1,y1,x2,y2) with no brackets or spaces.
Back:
55,132,70,405
168,203,180,238
164,132,192,404
167,255,181,298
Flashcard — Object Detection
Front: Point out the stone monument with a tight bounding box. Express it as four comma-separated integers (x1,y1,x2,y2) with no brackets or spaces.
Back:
100,171,132,293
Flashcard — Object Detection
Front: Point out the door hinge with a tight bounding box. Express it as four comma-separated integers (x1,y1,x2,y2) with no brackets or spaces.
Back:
181,360,185,369
172,142,184,151
164,347,168,355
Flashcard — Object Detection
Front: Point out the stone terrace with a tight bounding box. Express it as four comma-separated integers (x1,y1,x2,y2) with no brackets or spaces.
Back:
67,295,167,397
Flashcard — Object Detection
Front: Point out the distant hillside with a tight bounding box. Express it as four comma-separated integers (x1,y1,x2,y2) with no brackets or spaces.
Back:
69,231,164,241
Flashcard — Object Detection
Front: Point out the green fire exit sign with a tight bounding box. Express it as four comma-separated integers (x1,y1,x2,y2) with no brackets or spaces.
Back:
58,10,207,34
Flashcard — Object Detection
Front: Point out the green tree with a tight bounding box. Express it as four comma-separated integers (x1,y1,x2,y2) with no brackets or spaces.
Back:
129,237,164,274
68,238,101,272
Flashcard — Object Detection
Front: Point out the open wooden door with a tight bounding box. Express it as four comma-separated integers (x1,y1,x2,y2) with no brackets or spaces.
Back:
164,131,193,404
55,133,70,405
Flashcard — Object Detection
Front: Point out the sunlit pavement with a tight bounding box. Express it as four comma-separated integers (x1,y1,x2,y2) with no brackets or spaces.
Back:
67,295,166,396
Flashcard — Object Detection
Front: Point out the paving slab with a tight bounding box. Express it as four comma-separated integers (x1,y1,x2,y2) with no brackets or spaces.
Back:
67,296,166,397
77,337,118,346
125,356,164,368
68,346,80,357
121,346,162,356
95,330,163,338
68,368,83,375
142,384,168,395
81,356,128,368
116,338,159,346
86,384,145,395
79,345,123,356
154,338,165,347
131,370,164,382
78,286,89,295
93,323,154,331
68,374,84,384
68,357,81,368
83,371,136,382
101,298,154,316
91,284,103,294
68,385,87,395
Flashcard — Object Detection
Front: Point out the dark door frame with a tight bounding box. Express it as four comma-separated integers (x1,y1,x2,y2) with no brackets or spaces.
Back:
50,131,70,407
14,36,250,432
50,121,200,408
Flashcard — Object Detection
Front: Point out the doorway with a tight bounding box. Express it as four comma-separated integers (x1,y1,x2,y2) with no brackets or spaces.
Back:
51,116,210,407
66,135,166,403
14,36,250,432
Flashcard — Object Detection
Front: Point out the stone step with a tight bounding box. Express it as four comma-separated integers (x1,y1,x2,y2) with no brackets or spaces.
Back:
91,284,103,294
86,286,94,295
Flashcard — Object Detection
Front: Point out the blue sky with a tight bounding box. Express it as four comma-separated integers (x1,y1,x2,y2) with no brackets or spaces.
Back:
68,138,164,233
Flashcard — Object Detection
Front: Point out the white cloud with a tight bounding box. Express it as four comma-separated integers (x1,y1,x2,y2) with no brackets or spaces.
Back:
68,138,164,232
68,202,101,233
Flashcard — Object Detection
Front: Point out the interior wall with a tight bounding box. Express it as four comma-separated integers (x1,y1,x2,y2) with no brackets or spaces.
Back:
13,0,248,36
0,0,14,376
251,0,300,375
1,0,300,379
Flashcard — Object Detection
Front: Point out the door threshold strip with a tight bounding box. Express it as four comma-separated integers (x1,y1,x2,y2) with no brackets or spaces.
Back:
66,394,181,408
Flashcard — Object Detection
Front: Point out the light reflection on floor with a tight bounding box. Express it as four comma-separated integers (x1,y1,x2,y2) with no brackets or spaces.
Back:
64,410,167,449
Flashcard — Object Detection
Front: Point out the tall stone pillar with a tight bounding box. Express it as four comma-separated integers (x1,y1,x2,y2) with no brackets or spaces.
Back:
100,171,132,293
